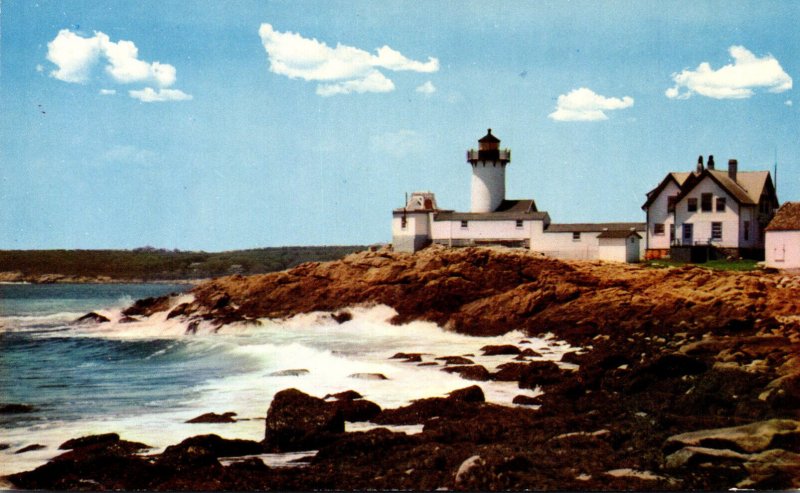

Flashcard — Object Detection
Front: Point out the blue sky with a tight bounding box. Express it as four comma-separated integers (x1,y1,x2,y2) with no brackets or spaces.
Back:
2,1,798,250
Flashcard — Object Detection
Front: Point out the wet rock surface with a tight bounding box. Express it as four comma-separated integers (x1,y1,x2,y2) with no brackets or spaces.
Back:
8,247,800,490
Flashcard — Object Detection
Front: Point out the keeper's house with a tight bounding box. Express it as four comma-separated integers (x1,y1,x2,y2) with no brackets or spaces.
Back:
392,129,643,262
642,155,778,260
765,202,800,270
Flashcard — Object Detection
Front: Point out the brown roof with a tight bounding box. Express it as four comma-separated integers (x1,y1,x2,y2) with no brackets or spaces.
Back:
766,202,800,231
478,128,500,143
494,199,537,213
435,210,550,222
597,230,642,239
546,222,645,233
663,169,772,207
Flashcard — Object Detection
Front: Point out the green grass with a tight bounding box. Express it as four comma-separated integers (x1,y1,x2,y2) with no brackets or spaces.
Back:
645,258,760,272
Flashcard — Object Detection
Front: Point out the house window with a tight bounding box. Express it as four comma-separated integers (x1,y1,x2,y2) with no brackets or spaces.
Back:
687,198,698,212
460,220,468,229
711,222,722,241
670,224,675,243
716,197,726,212
401,217,407,229
667,195,678,212
515,220,524,229
572,232,581,241
683,223,693,243
654,223,665,235
744,221,750,241
701,193,713,212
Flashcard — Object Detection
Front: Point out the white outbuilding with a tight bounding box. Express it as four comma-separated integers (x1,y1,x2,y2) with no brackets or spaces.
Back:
597,229,642,263
765,202,800,270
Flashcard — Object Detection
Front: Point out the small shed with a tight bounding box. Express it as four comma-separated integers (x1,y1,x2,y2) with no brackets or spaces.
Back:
765,202,800,269
597,230,641,263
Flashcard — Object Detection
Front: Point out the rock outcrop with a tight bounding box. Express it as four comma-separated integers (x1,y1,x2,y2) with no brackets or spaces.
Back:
8,246,800,491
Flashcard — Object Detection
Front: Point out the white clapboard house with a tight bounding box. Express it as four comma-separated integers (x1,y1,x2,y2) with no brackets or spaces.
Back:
642,155,778,260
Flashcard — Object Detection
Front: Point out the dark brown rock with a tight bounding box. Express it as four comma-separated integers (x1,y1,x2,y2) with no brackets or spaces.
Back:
263,388,344,452
73,311,110,324
481,344,521,356
435,355,474,365
186,412,237,423
441,365,491,381
447,385,485,403
15,444,45,454
0,403,36,414
332,399,382,422
59,433,121,450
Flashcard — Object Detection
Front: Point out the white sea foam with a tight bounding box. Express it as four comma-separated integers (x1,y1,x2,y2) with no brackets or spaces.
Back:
0,303,579,478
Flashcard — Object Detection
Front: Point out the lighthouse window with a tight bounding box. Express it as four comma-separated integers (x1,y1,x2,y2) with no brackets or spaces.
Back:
401,217,407,229
572,232,581,241
515,220,523,228
460,220,469,229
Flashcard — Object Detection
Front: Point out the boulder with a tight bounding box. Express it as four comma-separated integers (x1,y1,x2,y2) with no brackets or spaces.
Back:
435,356,474,365
664,419,800,454
324,390,362,401
263,388,344,452
517,361,564,389
492,362,529,381
441,365,491,381
0,403,36,414
332,399,382,422
186,412,237,423
512,395,540,406
60,433,121,450
73,312,110,324
331,310,352,324
480,344,521,356
447,385,485,403
269,369,310,377
15,444,46,454
158,434,262,470
348,373,389,380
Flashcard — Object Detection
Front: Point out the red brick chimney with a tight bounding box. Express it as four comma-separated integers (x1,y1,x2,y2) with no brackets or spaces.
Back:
728,159,738,181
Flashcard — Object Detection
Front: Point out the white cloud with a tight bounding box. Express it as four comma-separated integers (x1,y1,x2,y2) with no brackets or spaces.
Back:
129,87,193,102
99,89,116,95
258,23,438,96
548,87,634,122
666,46,792,100
46,29,191,102
416,81,436,95
370,130,424,158
47,29,104,83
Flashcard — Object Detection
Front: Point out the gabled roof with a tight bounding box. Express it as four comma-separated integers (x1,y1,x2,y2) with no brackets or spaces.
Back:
766,202,800,231
642,172,691,209
677,169,771,206
546,222,645,233
597,230,642,239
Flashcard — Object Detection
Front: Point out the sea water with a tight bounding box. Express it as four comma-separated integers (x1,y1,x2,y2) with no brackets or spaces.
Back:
0,283,578,478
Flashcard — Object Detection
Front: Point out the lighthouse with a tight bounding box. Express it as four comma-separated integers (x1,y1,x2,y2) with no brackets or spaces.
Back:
467,128,511,213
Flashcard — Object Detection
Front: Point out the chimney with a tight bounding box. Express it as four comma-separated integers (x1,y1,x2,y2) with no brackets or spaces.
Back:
696,155,704,173
728,159,738,181
707,155,715,170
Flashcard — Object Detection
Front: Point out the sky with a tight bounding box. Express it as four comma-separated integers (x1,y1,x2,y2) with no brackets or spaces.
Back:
1,1,798,251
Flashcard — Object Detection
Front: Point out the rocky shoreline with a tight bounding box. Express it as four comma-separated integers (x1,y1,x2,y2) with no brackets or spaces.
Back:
6,246,800,490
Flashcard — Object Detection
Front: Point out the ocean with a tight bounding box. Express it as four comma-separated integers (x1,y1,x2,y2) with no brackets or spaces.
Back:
0,283,576,478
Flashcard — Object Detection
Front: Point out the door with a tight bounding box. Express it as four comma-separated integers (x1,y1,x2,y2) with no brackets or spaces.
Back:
682,223,693,245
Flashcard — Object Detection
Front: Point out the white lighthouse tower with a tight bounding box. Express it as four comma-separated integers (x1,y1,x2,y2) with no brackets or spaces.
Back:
467,129,511,213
